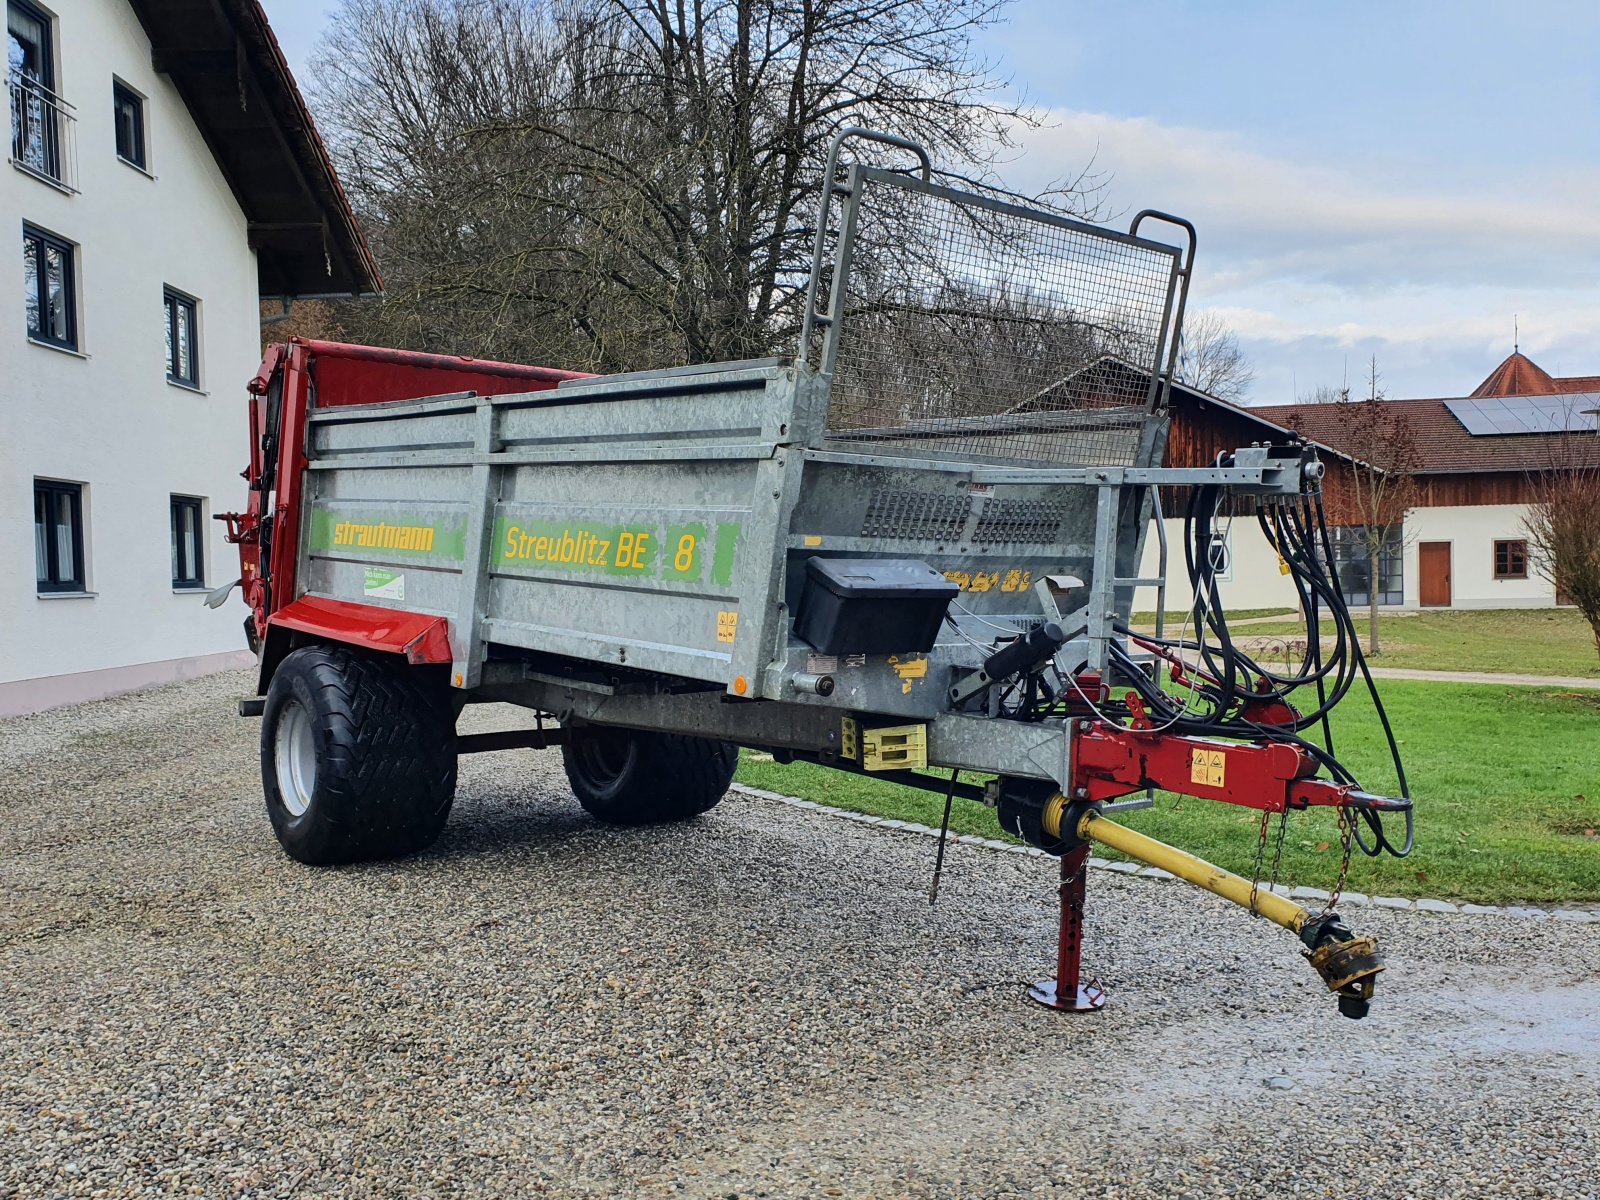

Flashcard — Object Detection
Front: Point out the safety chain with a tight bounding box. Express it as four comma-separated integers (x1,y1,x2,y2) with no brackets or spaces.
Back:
1248,808,1271,916
1269,807,1289,891
1322,802,1356,916
1248,806,1292,916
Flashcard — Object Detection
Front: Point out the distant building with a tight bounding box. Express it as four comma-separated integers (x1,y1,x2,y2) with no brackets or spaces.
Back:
1129,350,1598,614
1257,351,1599,610
3,0,377,716
1031,357,1371,614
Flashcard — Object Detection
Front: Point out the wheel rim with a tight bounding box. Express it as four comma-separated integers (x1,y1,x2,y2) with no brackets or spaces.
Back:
575,732,632,788
273,700,317,818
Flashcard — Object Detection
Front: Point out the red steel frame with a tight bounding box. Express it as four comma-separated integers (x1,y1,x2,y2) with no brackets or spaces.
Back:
1072,719,1365,814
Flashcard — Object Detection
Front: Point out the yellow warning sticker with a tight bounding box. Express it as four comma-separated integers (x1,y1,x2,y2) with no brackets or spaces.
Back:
717,610,739,643
886,655,929,695
943,568,1033,593
1191,748,1227,788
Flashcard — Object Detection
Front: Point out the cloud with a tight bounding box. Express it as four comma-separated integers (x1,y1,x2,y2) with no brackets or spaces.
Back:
1011,110,1600,288
996,110,1600,401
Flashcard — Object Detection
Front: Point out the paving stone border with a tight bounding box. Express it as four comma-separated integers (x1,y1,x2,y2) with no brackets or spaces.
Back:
730,783,1597,922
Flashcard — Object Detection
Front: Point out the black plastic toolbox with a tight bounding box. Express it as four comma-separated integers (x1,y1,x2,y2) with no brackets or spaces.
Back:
794,558,959,655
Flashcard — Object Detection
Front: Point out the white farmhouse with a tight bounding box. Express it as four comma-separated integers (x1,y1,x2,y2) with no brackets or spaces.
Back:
2,0,375,715
1256,352,1600,611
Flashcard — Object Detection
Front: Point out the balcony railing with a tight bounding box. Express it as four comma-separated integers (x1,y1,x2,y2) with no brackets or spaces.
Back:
8,73,78,193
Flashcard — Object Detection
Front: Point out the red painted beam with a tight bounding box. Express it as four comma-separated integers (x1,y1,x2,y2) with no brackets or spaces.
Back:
269,596,452,665
1071,724,1357,813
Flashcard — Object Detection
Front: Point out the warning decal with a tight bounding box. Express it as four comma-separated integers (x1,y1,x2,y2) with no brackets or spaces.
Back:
1190,748,1227,788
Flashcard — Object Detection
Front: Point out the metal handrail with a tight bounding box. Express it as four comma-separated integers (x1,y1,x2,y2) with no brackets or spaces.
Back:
6,72,77,111
798,126,933,366
7,72,79,192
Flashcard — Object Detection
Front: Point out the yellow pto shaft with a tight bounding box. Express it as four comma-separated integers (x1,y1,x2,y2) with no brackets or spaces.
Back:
1075,809,1308,932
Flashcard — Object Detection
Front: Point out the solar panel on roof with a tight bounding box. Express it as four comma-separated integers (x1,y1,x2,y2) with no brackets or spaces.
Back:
1444,396,1599,437
1444,398,1500,435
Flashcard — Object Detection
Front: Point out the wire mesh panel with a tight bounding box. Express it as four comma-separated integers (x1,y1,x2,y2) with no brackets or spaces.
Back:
808,167,1186,466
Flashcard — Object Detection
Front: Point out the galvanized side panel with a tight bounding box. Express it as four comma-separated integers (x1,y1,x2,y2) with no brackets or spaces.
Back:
786,456,1102,613
482,453,760,681
297,364,809,691
298,460,476,620
296,355,1176,718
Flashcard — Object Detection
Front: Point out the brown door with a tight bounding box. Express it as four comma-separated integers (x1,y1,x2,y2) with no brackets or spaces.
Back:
1419,542,1452,607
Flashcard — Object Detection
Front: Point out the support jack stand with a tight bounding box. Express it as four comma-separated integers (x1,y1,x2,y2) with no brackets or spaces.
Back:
1028,845,1106,1012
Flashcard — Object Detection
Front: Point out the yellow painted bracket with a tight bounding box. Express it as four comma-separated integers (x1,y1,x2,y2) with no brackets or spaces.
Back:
862,724,928,772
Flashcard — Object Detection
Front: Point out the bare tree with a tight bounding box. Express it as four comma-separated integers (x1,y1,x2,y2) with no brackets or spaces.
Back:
1298,383,1345,405
310,0,1079,373
1304,359,1420,655
1176,310,1253,402
1524,435,1600,664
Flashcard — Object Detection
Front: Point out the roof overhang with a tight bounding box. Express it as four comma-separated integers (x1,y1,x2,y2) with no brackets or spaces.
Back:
1021,354,1360,467
125,0,380,297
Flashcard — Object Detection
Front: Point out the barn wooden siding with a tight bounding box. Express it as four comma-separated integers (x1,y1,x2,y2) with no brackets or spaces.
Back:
1168,399,1535,514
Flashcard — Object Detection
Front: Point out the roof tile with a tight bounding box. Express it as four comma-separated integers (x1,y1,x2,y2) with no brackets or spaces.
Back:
1470,352,1557,397
1253,397,1600,475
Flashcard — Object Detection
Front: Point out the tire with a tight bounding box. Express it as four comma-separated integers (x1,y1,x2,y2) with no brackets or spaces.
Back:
261,645,458,865
562,726,736,825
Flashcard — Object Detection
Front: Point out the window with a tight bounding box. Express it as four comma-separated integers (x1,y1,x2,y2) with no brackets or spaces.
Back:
1326,525,1404,608
163,287,198,385
112,79,144,168
1493,539,1528,580
6,0,52,89
170,495,204,588
23,223,75,349
1205,530,1231,578
34,479,84,593
8,0,74,186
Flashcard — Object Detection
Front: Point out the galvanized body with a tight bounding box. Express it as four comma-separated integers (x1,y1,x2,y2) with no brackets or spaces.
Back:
300,385,1313,789
286,146,1307,789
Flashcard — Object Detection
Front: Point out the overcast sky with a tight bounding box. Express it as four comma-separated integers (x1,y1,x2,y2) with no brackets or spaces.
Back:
260,0,1600,404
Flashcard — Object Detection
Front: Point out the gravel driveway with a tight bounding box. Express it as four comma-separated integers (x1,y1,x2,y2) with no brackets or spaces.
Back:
2,672,1597,1199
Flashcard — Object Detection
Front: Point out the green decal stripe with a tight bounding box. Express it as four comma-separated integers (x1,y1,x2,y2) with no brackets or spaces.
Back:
308,509,465,560
495,516,742,586
711,522,741,587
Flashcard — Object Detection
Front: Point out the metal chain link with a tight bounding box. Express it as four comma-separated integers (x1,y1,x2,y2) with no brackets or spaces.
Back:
1269,808,1289,890
1322,803,1356,916
1248,808,1271,916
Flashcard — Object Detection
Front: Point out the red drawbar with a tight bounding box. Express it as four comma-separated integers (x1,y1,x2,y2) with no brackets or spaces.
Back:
1070,717,1359,813
270,597,452,665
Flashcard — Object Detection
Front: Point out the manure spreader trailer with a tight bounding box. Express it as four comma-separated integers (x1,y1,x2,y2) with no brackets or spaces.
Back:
218,130,1413,1018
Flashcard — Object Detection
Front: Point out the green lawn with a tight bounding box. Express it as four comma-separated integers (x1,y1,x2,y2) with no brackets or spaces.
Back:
1132,607,1296,625
1316,608,1599,678
736,681,1600,904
